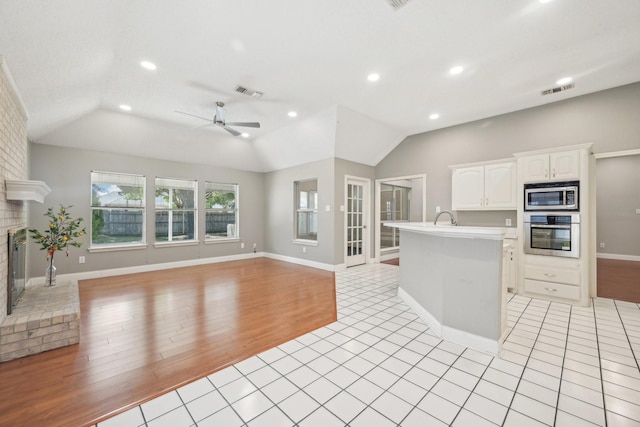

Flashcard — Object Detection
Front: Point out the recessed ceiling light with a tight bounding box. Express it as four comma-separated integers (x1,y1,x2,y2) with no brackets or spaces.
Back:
140,61,157,71
367,73,380,82
429,113,440,120
119,104,132,111
241,133,250,138
539,0,553,3
288,111,298,118
449,66,464,75
556,76,572,85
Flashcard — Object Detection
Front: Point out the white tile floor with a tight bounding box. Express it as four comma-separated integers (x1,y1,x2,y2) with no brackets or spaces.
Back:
96,263,640,426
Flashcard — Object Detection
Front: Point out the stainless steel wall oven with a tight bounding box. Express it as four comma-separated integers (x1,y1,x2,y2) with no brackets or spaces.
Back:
524,213,580,258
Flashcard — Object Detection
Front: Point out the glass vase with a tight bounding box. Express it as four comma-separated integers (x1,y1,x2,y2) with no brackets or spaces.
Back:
45,258,57,287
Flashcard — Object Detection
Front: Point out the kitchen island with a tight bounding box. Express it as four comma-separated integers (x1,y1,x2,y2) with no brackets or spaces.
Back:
385,222,508,355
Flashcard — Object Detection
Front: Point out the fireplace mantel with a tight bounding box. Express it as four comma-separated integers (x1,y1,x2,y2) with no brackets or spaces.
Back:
5,180,51,203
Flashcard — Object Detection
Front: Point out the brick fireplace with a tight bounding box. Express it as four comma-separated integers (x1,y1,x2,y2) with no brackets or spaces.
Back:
1,57,29,327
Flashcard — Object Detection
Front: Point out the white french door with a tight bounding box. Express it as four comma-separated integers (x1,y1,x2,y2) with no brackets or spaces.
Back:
345,177,369,267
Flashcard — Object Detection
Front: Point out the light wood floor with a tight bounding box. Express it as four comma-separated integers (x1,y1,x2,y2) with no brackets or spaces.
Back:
597,258,640,303
0,258,336,427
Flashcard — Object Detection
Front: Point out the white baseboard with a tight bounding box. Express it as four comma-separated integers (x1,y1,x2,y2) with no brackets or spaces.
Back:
380,251,399,262
30,252,265,286
597,253,640,262
262,253,337,272
398,287,500,356
29,252,341,287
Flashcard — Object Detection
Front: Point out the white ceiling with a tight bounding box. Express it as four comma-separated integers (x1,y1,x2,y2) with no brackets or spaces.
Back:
1,0,639,172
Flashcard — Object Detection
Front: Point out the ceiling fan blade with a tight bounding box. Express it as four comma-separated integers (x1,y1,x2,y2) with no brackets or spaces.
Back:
175,110,212,122
194,123,214,130
222,126,242,137
225,121,261,128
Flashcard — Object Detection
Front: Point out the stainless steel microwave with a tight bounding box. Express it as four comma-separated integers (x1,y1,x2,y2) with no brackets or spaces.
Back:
524,181,579,211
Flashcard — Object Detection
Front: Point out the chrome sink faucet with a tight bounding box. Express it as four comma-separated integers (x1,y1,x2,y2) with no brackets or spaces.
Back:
434,210,457,225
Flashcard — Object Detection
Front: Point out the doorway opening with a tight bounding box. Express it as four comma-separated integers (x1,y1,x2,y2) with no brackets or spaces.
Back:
375,174,426,263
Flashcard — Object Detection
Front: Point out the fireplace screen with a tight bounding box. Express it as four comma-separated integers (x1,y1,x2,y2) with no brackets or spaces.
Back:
7,227,27,315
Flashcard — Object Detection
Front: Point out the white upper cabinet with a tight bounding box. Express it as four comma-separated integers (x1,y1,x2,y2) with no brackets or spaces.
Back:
452,161,516,210
452,166,484,209
521,150,580,183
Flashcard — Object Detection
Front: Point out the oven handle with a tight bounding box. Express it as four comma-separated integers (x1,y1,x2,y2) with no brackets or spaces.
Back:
528,224,572,229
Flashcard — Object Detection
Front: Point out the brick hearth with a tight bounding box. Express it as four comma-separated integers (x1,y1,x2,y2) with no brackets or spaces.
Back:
0,281,80,362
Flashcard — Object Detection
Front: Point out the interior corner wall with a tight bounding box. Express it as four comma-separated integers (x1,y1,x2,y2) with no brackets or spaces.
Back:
0,61,29,323
333,158,376,265
376,81,640,234
27,144,265,278
263,158,336,266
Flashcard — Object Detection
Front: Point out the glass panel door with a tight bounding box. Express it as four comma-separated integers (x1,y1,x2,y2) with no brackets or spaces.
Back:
346,179,366,267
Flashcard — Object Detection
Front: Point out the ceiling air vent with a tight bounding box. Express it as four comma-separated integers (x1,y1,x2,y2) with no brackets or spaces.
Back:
385,0,412,10
541,83,575,96
234,85,263,98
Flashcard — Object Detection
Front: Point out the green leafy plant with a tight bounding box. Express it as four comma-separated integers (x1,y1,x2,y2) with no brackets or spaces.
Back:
29,205,86,285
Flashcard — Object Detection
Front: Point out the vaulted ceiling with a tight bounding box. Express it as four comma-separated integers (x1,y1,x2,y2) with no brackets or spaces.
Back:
1,1,639,172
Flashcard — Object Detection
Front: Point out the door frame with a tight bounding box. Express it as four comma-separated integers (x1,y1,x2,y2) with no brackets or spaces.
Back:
344,175,371,267
375,174,427,263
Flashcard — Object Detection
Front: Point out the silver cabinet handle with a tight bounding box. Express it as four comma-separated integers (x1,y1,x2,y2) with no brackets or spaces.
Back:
544,273,557,277
544,287,558,292
552,168,556,178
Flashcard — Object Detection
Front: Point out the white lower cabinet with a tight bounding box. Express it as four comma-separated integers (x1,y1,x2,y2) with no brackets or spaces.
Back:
523,279,581,300
520,255,585,305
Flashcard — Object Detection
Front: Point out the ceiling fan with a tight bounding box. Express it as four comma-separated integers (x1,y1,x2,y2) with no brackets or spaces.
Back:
175,101,261,136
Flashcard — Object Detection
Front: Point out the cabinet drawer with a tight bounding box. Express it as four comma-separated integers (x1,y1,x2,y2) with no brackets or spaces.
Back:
524,265,580,285
524,279,580,301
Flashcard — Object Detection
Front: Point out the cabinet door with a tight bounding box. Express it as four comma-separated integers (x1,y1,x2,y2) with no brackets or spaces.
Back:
452,166,484,209
521,154,549,182
550,151,580,180
484,162,516,209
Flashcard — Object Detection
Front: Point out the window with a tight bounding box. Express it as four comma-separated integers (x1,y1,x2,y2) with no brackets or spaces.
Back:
155,177,197,242
295,179,318,241
91,171,145,246
205,182,238,240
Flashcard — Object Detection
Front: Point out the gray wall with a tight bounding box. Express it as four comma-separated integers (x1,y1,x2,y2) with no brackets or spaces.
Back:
263,158,335,265
596,155,640,257
28,144,265,277
377,82,640,248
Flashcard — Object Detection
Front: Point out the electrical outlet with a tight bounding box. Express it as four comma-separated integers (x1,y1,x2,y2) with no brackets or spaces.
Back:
253,243,257,249
636,209,640,215
436,206,441,213
302,246,306,253
600,242,605,249
79,256,85,264
240,243,244,249
505,218,512,227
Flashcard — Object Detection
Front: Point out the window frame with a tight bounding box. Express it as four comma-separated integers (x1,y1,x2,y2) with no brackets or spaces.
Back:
293,178,318,245
154,177,198,245
89,171,147,251
204,182,239,243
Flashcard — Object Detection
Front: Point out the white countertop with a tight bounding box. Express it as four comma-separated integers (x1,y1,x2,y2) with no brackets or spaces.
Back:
384,222,510,240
